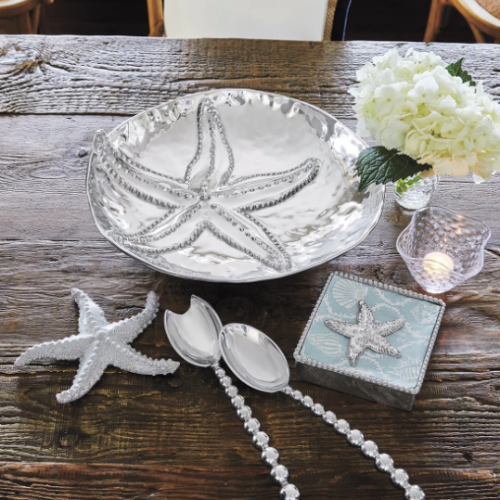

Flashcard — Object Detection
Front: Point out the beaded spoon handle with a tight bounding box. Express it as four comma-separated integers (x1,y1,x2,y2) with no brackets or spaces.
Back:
220,323,425,500
212,362,300,499
281,385,424,500
164,297,300,500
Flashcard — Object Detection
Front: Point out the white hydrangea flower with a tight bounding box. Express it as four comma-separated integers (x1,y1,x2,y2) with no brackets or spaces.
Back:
349,48,500,181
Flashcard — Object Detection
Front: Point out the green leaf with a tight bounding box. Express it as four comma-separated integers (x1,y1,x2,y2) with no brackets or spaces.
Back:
446,58,476,86
356,146,432,192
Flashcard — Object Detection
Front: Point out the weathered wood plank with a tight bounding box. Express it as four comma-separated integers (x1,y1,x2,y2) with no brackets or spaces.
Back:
0,37,499,117
0,242,499,355
0,462,497,500
0,365,499,468
1,113,499,246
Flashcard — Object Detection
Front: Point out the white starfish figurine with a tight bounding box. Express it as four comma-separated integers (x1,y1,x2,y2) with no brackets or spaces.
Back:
15,289,180,403
325,301,405,367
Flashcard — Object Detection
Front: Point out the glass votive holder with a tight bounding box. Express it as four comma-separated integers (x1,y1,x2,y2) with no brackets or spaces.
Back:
396,206,491,294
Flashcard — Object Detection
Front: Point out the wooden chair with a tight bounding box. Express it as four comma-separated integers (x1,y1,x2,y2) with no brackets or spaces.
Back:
147,0,338,41
425,0,500,43
0,0,53,34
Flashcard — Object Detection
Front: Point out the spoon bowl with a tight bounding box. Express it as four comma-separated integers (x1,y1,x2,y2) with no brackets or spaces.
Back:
165,295,221,367
220,323,290,393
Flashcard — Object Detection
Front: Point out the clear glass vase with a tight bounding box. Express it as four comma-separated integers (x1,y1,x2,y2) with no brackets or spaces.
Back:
394,175,439,210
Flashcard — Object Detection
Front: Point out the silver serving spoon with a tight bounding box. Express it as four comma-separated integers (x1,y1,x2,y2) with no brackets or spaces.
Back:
220,323,426,500
164,296,301,500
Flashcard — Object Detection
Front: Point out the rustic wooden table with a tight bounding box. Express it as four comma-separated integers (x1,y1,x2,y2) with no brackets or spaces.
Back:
0,35,499,500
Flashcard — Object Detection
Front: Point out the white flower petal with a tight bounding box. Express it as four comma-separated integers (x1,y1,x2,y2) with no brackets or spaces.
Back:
348,48,500,181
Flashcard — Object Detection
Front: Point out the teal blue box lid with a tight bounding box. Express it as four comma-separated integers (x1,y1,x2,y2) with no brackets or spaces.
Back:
294,272,446,410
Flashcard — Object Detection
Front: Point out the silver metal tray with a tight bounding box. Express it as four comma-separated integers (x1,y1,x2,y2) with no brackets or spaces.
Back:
87,89,384,283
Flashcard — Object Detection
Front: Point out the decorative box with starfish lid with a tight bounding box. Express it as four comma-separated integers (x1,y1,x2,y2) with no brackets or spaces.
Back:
294,272,446,411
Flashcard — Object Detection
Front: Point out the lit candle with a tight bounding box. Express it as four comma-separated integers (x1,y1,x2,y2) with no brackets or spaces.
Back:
423,251,455,279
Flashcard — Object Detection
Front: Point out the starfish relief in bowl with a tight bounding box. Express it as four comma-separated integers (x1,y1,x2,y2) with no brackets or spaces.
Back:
91,98,322,272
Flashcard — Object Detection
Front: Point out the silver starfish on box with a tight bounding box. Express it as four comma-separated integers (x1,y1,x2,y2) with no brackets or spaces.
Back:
15,288,179,403
92,98,321,271
325,301,405,367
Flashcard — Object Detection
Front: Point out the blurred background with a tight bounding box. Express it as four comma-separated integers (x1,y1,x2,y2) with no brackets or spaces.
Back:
0,0,486,43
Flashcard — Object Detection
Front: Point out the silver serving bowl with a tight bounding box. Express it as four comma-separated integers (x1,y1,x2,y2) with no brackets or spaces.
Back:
87,89,384,283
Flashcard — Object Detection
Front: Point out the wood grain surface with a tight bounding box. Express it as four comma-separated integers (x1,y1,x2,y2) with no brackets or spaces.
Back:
0,35,499,500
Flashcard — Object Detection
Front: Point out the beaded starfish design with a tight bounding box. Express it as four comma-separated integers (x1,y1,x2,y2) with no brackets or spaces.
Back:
325,301,405,367
92,98,321,271
15,289,179,403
